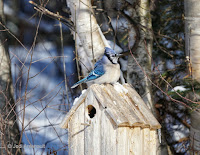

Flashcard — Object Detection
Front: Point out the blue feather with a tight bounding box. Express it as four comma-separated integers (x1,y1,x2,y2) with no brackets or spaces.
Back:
71,65,105,88
71,77,87,88
105,47,116,55
87,65,105,81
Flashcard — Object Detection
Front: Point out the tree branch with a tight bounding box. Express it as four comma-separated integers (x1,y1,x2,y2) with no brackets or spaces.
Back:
29,1,75,31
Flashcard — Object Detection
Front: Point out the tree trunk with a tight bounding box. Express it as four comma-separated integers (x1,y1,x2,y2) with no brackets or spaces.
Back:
126,0,170,154
127,0,155,118
67,0,110,79
0,0,20,154
185,0,200,154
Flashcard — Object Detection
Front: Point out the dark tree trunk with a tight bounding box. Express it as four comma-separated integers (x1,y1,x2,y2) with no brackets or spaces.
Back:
0,0,21,154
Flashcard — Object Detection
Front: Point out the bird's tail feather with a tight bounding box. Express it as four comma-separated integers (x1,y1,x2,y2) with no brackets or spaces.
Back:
71,77,87,88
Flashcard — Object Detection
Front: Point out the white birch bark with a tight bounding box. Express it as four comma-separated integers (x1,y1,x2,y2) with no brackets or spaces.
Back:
67,0,110,76
184,0,200,154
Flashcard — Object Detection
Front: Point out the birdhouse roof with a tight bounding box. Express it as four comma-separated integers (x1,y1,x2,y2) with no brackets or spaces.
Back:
60,83,161,129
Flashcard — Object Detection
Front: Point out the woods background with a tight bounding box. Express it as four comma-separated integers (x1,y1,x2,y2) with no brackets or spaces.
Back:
0,0,199,154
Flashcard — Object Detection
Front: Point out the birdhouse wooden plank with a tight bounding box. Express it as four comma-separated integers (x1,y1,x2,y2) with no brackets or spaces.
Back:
61,83,161,155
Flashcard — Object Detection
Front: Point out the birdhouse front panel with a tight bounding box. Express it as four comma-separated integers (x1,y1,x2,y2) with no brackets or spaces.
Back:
68,103,85,155
68,89,120,155
84,89,102,155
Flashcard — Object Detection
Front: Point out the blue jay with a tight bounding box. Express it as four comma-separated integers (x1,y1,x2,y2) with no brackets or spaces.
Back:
71,47,122,88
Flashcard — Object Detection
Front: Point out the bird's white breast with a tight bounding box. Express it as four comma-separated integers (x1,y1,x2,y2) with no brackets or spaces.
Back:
94,63,120,84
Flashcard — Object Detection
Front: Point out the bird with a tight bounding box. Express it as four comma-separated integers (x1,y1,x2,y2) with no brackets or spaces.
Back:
71,47,122,88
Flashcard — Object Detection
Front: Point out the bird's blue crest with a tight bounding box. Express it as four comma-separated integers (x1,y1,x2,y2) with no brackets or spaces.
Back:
105,47,117,56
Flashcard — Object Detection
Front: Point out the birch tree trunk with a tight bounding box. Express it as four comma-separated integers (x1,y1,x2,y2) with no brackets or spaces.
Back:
66,0,110,78
127,0,155,118
184,0,200,154
0,0,20,154
125,0,170,154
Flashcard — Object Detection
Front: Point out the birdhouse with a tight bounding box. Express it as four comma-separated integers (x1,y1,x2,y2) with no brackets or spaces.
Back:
60,83,161,155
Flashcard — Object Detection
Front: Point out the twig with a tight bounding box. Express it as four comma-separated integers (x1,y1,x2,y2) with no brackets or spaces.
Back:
113,14,119,50
128,38,193,110
74,5,83,90
119,10,140,56
90,5,95,66
31,56,68,64
0,22,28,51
58,12,70,111
15,11,43,155
29,1,74,31
144,40,200,106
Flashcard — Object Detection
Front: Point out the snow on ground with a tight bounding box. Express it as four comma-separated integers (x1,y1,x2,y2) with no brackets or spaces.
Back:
9,42,75,154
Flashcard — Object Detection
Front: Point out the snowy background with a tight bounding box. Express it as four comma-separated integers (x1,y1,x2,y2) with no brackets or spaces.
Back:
10,43,76,154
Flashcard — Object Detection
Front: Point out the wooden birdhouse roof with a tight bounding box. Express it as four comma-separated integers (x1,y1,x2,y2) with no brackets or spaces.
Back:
60,83,161,130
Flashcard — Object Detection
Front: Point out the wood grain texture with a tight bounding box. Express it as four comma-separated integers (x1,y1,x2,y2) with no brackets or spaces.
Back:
68,103,84,155
60,90,88,128
84,89,101,155
116,127,129,155
61,83,160,155
61,84,161,129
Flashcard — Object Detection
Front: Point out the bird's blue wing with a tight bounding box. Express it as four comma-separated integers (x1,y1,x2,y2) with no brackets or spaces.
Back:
86,64,105,81
94,56,104,68
71,65,104,88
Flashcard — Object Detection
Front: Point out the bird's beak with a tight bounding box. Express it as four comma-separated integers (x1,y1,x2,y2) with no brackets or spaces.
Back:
116,53,123,57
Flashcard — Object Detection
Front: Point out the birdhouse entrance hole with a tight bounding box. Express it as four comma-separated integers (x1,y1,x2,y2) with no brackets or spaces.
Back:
87,105,96,118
